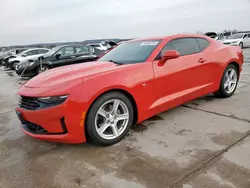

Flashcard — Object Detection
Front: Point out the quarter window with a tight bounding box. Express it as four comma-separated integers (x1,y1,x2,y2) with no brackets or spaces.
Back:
196,38,210,51
160,38,200,56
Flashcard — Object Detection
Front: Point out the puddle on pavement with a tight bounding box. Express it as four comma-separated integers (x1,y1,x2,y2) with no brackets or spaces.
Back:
184,158,250,188
211,131,246,147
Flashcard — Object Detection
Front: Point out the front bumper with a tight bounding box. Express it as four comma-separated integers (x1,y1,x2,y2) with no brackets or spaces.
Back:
16,80,88,144
16,64,37,77
16,102,87,143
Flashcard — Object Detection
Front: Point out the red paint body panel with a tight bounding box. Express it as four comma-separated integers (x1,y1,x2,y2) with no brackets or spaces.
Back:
16,34,243,143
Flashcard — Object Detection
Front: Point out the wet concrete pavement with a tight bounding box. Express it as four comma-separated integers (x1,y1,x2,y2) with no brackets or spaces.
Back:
1,48,250,188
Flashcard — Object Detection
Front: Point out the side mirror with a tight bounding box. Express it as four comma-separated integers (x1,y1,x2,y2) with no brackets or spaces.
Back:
158,50,180,66
55,53,61,59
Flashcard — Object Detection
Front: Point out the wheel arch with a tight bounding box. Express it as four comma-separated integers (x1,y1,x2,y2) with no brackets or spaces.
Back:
84,88,138,140
226,61,240,78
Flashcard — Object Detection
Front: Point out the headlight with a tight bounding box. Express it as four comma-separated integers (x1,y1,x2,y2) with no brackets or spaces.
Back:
28,61,35,66
37,95,68,104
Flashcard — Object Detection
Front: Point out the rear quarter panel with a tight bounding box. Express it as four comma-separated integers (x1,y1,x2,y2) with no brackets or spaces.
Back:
207,41,243,89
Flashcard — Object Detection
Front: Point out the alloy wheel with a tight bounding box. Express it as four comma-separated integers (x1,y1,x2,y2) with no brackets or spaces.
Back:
224,68,237,94
38,66,50,73
95,99,129,140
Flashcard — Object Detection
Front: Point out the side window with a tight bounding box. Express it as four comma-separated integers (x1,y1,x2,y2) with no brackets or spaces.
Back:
243,34,247,39
160,38,200,57
88,46,95,53
56,47,75,57
196,38,210,51
25,50,37,56
37,49,49,54
75,46,89,55
248,34,250,38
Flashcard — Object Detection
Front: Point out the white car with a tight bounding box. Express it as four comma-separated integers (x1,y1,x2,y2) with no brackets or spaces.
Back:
222,33,250,48
8,48,50,70
87,43,108,51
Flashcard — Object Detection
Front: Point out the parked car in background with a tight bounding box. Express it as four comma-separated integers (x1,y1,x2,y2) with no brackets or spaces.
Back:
16,44,100,77
6,48,50,70
0,48,27,65
205,32,219,40
16,34,243,146
87,43,108,50
222,33,250,48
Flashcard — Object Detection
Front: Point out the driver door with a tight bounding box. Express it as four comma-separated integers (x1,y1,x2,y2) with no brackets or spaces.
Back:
53,46,76,67
152,37,215,113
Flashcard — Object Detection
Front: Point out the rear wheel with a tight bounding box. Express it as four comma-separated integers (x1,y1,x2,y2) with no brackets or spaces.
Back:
36,65,50,75
86,91,134,146
214,64,238,98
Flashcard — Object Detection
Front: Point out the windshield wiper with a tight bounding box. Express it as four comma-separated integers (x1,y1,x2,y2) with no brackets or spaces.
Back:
108,60,124,65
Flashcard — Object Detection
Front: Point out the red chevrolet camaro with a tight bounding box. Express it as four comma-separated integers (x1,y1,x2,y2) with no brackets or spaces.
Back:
16,34,244,146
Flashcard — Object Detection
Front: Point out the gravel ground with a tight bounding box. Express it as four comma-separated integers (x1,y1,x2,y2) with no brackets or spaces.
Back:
1,48,250,188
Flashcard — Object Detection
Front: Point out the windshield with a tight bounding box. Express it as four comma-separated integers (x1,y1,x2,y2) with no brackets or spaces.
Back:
229,34,243,39
99,40,162,64
44,46,63,56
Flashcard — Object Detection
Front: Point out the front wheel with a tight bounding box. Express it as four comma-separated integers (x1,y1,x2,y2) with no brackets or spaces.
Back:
36,65,50,75
239,42,243,49
12,62,19,70
86,91,134,146
214,64,238,98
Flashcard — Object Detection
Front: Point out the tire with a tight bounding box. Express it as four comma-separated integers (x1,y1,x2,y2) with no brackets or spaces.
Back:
239,42,243,49
36,64,50,75
10,61,19,70
13,62,19,70
86,91,134,146
214,64,239,98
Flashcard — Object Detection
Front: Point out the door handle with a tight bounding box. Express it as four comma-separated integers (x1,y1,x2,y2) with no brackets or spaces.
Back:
198,58,206,63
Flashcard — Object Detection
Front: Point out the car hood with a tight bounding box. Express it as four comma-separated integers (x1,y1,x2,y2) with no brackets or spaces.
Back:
23,61,134,88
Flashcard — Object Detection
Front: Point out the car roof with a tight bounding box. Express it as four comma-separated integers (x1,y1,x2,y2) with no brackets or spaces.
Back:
55,44,88,48
129,34,210,42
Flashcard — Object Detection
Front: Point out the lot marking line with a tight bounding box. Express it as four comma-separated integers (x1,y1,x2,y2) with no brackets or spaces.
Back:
168,131,250,188
182,104,250,123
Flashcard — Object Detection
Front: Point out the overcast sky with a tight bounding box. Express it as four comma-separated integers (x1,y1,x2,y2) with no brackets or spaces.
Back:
0,0,250,46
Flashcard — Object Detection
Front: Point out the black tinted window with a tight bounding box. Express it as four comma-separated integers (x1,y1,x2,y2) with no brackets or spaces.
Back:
161,38,200,56
196,38,210,51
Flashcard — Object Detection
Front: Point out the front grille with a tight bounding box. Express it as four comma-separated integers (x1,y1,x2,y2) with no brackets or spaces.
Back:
19,96,40,110
223,42,230,45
